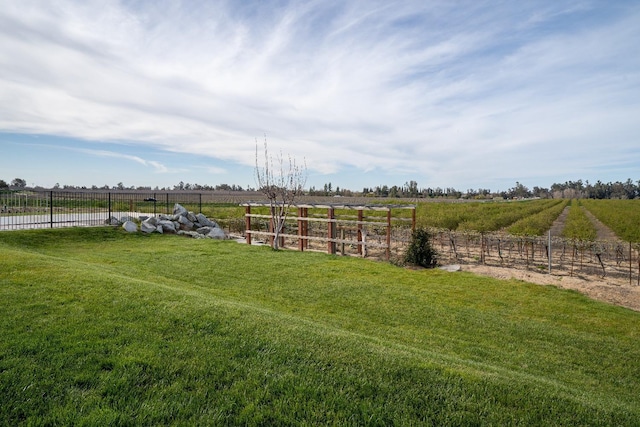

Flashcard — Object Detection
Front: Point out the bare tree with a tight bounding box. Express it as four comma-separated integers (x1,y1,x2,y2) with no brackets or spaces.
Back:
255,137,306,250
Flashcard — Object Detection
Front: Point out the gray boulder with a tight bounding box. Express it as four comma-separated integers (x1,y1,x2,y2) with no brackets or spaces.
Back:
140,220,157,233
196,226,213,235
122,221,138,233
155,225,163,234
173,203,188,217
196,213,217,228
207,227,227,240
178,215,194,229
158,220,176,233
144,216,158,226
187,212,197,223
106,216,120,226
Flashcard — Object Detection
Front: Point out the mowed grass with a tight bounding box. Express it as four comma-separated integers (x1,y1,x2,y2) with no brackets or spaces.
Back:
1,228,639,425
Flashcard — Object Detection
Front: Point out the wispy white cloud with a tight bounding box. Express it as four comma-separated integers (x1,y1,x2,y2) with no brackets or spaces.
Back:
14,141,177,174
1,0,639,189
77,147,186,174
203,166,227,175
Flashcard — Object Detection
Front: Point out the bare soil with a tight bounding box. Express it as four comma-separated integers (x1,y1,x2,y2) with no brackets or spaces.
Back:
462,264,640,312
583,207,621,241
549,206,570,237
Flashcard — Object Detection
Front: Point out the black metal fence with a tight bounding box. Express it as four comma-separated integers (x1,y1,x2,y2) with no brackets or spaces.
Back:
0,190,205,231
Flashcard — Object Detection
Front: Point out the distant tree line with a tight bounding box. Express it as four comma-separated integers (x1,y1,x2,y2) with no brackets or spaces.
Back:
2,177,639,200
309,179,640,200
0,178,27,189
0,179,252,192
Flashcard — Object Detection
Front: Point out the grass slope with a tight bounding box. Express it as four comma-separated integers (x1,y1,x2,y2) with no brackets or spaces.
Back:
1,228,639,425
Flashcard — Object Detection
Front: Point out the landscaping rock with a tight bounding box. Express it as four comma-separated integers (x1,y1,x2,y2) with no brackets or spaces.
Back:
173,203,188,217
196,213,217,228
178,215,194,229
207,227,227,240
106,216,120,226
115,203,227,240
122,221,138,233
140,221,156,233
196,226,213,235
158,220,176,233
144,216,158,226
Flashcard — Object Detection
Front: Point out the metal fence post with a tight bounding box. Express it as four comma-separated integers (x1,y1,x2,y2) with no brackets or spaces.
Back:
199,193,202,214
108,192,112,222
50,191,53,228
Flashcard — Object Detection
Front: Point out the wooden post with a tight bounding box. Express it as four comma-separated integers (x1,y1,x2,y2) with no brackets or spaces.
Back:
328,208,336,254
386,209,391,260
303,208,309,249
245,205,252,245
357,209,364,255
298,207,304,251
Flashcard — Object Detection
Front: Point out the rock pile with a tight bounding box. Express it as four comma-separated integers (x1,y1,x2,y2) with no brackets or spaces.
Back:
107,203,228,240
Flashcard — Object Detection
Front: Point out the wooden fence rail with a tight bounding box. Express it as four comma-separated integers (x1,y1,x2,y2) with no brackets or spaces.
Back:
241,202,416,260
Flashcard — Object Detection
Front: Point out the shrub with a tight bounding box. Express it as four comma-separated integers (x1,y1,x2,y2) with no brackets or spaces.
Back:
404,227,438,268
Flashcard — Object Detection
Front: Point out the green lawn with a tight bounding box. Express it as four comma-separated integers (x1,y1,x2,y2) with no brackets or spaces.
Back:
1,227,639,425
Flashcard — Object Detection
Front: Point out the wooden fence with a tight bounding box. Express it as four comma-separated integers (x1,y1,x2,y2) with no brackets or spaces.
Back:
242,203,416,260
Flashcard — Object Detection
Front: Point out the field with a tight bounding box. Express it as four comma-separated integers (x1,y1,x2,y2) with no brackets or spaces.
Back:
581,199,640,242
2,227,640,425
415,199,568,234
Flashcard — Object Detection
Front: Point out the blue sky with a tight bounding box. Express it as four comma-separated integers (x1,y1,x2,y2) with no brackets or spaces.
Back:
1,0,639,191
